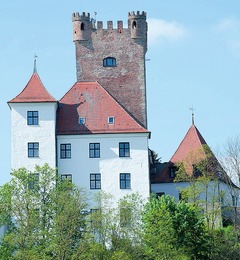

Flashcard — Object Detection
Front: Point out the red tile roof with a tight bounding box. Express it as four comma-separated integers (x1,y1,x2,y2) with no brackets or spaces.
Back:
57,81,149,135
170,125,207,164
153,124,208,183
8,73,56,103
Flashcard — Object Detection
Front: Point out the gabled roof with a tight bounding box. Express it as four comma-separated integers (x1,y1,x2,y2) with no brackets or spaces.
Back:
57,81,149,135
8,73,56,103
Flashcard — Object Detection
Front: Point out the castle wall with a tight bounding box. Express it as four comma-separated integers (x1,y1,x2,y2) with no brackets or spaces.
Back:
57,132,150,207
10,103,57,171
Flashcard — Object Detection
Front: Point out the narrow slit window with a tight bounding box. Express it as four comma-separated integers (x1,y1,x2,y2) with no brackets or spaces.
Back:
132,20,137,29
81,22,85,30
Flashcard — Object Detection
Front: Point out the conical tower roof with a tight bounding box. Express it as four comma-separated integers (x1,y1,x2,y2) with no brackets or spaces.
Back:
8,73,56,103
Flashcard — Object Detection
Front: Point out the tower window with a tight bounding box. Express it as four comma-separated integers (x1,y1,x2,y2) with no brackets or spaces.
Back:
132,20,137,29
28,142,39,157
103,57,116,67
27,111,38,125
81,22,85,30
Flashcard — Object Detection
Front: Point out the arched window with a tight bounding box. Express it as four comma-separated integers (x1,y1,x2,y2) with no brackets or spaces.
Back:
81,22,85,31
132,20,137,29
103,57,116,67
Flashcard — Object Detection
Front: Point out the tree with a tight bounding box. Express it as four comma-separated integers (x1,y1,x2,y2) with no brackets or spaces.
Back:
142,195,208,259
0,164,88,259
175,145,225,231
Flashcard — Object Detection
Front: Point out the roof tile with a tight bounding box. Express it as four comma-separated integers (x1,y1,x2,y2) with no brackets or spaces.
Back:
8,73,56,103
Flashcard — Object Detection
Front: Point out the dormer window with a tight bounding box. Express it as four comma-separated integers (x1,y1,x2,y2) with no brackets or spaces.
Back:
103,57,116,67
79,117,85,125
108,116,114,124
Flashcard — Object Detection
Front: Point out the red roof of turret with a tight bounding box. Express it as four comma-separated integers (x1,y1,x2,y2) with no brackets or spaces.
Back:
8,73,56,103
153,124,208,183
57,81,149,135
170,124,207,163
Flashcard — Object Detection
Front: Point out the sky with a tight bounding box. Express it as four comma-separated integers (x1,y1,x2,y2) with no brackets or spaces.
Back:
1,1,240,185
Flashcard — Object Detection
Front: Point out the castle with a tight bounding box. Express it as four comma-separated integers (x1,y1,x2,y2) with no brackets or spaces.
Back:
8,11,150,206
8,11,239,214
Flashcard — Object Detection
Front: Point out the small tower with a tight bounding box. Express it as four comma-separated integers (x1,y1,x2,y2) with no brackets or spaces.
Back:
8,63,57,171
128,11,147,44
72,12,92,42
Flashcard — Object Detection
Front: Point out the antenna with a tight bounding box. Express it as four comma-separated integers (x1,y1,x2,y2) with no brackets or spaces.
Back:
91,12,97,29
189,106,196,125
33,54,38,73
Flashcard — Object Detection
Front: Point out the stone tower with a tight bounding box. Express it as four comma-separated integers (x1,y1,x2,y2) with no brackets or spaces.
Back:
72,11,148,128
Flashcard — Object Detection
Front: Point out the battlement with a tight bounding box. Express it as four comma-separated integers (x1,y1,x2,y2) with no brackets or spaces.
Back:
96,20,124,30
128,11,147,19
72,12,90,21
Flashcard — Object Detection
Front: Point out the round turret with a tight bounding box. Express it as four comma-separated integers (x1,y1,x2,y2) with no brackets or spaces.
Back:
72,12,92,41
128,11,147,39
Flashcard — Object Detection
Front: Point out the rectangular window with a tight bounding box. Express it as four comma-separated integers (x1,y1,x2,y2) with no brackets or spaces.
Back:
28,142,39,157
27,111,39,125
79,117,85,125
89,143,100,158
120,207,132,227
90,174,101,189
108,116,115,124
120,173,131,189
156,192,165,198
60,144,71,159
61,174,72,183
28,173,39,190
119,142,130,157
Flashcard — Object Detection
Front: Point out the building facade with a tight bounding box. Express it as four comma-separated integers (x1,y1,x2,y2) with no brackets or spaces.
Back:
8,11,150,207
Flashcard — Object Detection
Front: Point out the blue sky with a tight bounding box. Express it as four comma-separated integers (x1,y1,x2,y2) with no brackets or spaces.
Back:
1,1,240,185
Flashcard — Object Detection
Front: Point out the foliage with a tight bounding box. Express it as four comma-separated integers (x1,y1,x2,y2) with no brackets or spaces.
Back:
0,164,87,259
142,195,208,259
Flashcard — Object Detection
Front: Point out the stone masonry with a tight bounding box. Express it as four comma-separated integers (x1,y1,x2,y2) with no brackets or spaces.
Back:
72,11,148,128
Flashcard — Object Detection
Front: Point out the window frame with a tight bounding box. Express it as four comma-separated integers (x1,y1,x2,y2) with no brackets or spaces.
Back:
28,142,39,158
120,173,131,189
108,116,115,124
79,117,85,125
90,173,101,190
119,142,130,157
103,57,116,67
89,143,100,158
60,174,72,183
60,144,71,159
27,111,39,125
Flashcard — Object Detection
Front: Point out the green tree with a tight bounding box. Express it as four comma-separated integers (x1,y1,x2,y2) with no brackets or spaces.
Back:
142,195,208,259
0,164,88,259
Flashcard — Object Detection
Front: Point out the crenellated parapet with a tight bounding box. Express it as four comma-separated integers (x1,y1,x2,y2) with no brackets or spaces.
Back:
72,12,91,22
72,11,147,41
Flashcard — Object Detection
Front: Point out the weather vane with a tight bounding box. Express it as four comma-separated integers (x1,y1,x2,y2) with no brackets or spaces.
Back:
189,106,196,125
33,53,38,73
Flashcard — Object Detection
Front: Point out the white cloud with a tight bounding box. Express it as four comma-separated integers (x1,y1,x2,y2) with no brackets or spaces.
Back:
215,17,240,33
214,17,240,55
148,18,188,45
